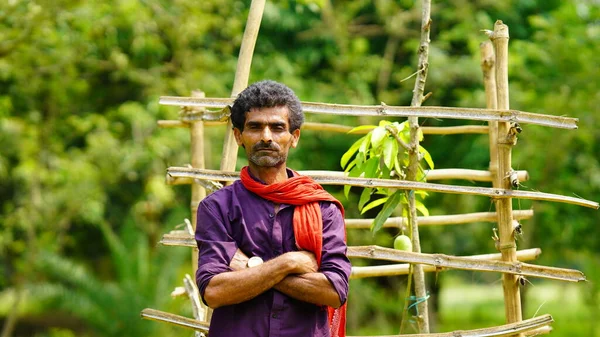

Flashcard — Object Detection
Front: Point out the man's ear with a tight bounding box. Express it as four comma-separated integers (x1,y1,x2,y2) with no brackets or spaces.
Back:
291,128,301,148
233,128,243,147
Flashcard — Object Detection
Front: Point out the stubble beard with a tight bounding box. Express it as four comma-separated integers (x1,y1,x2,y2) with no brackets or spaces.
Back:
248,152,287,167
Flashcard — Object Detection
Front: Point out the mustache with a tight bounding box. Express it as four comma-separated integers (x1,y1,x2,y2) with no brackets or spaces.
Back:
252,142,280,151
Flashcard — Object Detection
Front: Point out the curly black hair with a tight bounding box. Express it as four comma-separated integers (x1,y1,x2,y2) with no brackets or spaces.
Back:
230,80,304,132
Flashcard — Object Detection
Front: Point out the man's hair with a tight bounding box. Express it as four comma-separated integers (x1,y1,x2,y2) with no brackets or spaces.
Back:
230,80,304,132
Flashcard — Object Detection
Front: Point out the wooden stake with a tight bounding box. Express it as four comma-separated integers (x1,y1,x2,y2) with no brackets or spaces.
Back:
219,0,266,174
491,20,523,333
404,0,432,332
189,91,207,320
481,41,499,182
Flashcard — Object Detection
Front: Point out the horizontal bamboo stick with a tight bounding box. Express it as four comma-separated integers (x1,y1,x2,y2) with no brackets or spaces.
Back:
346,210,534,229
348,246,586,282
140,308,209,333
350,248,541,278
157,119,489,135
142,308,550,337
159,96,578,129
299,169,529,183
166,167,599,209
347,314,552,337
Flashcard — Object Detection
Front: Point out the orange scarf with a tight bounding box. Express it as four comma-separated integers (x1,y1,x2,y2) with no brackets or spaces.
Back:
240,166,347,337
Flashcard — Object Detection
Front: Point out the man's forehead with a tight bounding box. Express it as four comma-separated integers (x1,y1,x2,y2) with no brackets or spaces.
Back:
245,106,290,123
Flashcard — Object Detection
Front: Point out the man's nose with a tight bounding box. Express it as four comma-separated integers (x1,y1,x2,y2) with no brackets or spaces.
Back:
260,127,273,143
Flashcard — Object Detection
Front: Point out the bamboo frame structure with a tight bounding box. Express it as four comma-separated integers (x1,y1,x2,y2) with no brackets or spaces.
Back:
145,3,599,335
159,96,579,129
165,167,599,209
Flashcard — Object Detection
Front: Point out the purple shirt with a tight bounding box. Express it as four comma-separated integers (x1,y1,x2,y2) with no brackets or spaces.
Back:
195,173,351,337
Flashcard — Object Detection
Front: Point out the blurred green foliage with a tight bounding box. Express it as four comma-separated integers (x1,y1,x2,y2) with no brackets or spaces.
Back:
0,0,598,336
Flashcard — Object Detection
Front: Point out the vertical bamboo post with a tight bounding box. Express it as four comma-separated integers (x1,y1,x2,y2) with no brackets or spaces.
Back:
220,0,266,173
405,0,431,333
189,91,208,321
491,20,523,333
480,41,498,181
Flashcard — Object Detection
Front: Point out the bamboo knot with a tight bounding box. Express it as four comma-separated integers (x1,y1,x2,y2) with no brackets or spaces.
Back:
511,262,523,273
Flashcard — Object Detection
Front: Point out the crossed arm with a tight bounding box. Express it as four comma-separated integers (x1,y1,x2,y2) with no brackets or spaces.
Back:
203,249,342,309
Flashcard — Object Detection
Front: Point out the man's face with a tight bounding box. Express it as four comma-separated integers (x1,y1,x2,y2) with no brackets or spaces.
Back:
234,106,300,168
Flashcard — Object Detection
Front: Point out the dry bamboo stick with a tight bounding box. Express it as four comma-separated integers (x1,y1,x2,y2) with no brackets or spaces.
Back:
157,119,489,135
159,211,534,247
188,92,207,321
347,246,586,282
159,96,579,129
140,308,209,333
481,40,499,183
219,0,266,174
350,248,541,279
346,314,552,337
491,21,523,330
297,169,529,183
404,0,432,331
345,210,534,228
165,167,599,209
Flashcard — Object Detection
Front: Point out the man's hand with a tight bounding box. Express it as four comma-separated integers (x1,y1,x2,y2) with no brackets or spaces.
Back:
285,251,318,274
230,249,249,271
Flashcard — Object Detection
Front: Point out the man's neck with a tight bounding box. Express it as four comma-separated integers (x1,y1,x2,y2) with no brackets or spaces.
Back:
248,164,288,185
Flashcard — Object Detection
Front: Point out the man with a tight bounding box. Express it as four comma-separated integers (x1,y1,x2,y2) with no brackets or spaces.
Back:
195,80,351,337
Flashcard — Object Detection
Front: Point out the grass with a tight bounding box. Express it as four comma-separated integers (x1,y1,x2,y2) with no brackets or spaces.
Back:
439,277,600,337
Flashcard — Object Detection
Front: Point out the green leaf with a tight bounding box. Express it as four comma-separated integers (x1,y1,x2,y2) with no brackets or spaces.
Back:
394,155,403,177
382,137,398,170
358,133,372,156
371,190,403,233
415,199,430,217
358,187,372,210
344,164,363,198
361,196,388,214
348,125,376,134
419,145,434,169
363,157,379,178
370,126,387,149
378,120,392,127
341,136,365,169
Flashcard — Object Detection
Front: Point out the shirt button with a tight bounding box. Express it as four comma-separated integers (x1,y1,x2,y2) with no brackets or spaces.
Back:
269,213,274,218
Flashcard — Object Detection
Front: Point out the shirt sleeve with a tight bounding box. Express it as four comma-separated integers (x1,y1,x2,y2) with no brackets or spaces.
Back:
319,202,351,305
195,199,238,305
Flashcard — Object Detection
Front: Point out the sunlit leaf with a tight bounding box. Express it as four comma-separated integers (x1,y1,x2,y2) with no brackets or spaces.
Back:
358,187,372,210
348,125,376,134
361,196,388,214
382,137,398,170
415,199,430,217
371,190,403,233
419,145,434,169
370,126,387,149
341,136,365,168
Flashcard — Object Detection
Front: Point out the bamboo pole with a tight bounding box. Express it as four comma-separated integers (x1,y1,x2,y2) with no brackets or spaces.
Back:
491,21,523,331
345,210,534,228
141,306,551,337
158,213,533,246
141,308,210,333
346,314,553,337
219,0,266,174
298,169,529,183
165,168,599,209
481,41,499,183
188,91,207,321
404,0,432,332
350,248,541,278
347,246,585,282
159,96,579,129
158,119,490,135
